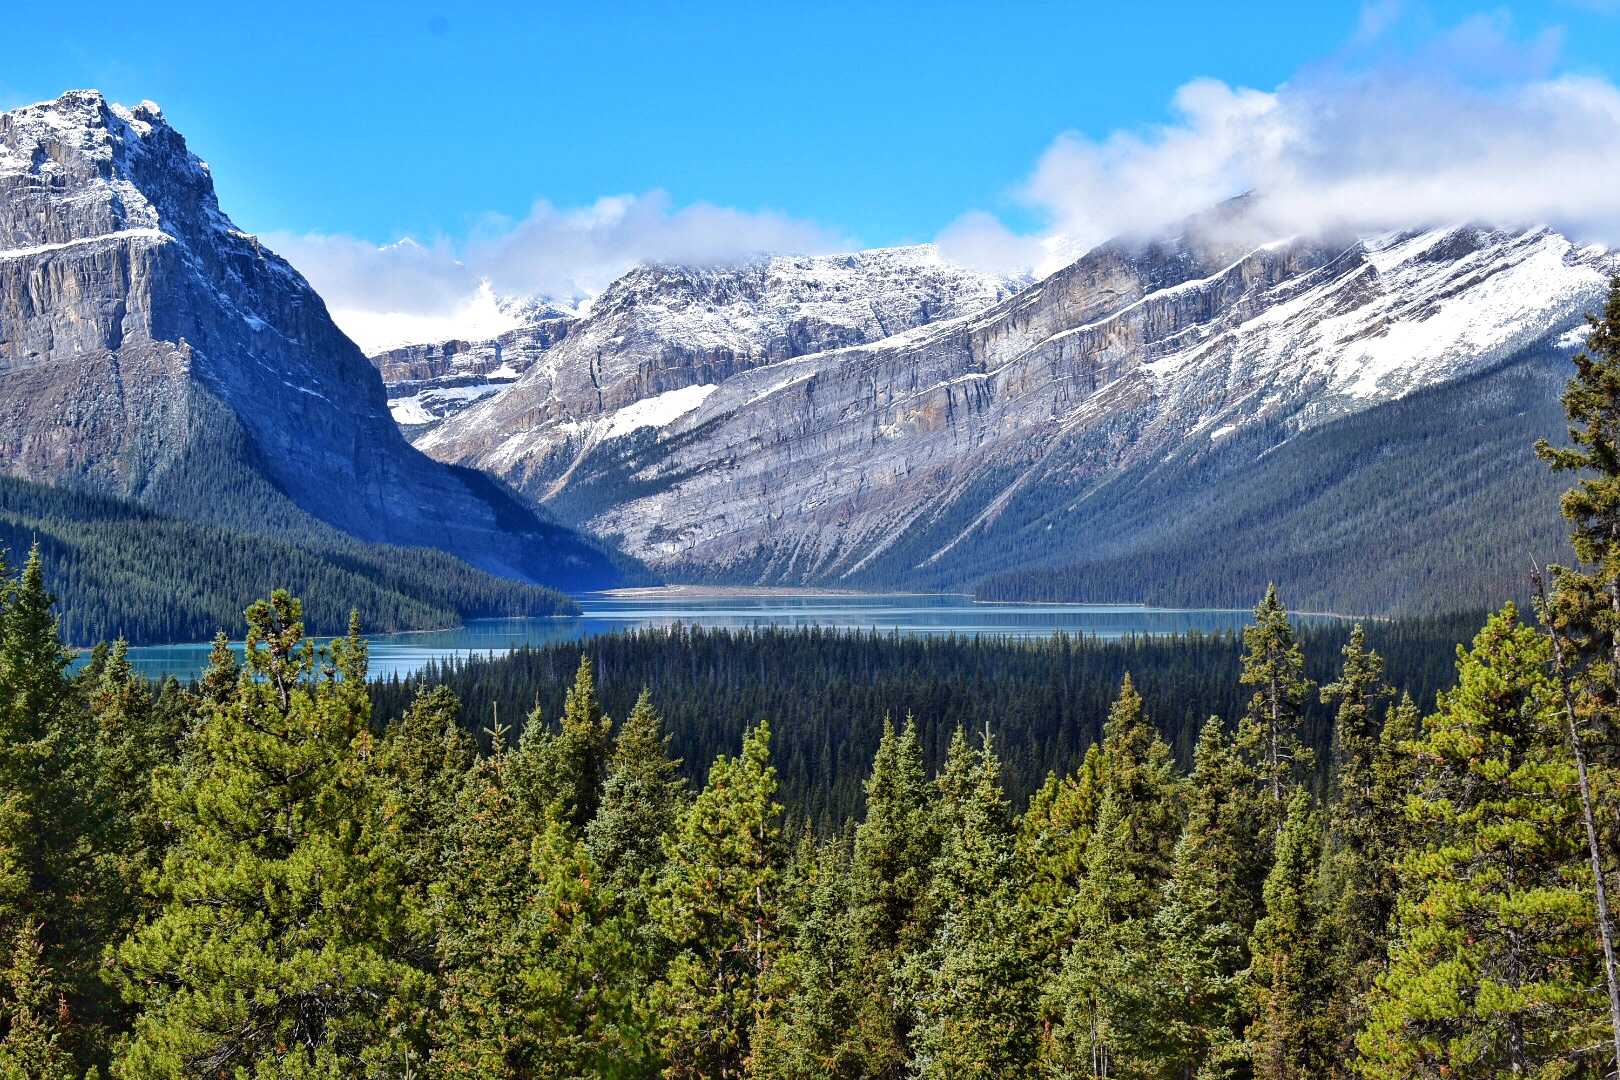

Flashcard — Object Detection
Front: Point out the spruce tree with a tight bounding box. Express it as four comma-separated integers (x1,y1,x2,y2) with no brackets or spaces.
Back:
429,747,642,1079
1236,586,1316,824
911,728,1038,1079
0,547,96,1070
510,654,613,832
1319,627,1397,1069
753,841,879,1080
1134,792,1250,1079
1247,787,1330,1080
1534,272,1620,1073
1096,673,1181,898
653,722,786,1079
111,596,423,1077
585,688,685,900
0,920,75,1080
376,682,476,989
852,716,939,958
848,716,939,1079
1358,607,1608,1078
1051,789,1151,1077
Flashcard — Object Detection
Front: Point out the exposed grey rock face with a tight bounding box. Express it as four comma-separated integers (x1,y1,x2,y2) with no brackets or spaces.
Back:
379,248,1022,429
413,207,1614,588
0,90,613,587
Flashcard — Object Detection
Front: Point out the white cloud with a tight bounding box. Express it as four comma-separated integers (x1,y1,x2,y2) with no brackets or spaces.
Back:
267,191,850,353
941,14,1620,277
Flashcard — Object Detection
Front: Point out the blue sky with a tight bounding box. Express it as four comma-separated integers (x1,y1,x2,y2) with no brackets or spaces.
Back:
6,1,1620,348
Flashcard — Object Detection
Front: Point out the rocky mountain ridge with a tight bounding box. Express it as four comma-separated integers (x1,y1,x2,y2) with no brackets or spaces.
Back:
405,208,1612,607
0,90,615,588
375,246,1024,429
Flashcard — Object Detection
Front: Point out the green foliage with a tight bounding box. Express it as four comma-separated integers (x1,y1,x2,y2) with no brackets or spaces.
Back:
0,920,76,1080
1358,607,1608,1078
1247,788,1331,1080
429,749,643,1079
910,729,1039,1079
374,614,1477,828
652,722,786,1079
585,689,686,900
110,594,424,1078
1237,586,1317,820
0,474,577,645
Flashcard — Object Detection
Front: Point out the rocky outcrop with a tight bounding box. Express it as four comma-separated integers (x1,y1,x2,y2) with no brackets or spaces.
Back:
379,248,1022,429
413,208,1614,587
0,91,615,588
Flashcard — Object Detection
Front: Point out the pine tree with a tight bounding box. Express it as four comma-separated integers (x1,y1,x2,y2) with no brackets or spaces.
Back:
378,683,476,903
0,547,97,1071
653,721,786,1079
510,654,613,833
1319,627,1397,1069
429,746,643,1079
1041,676,1183,1077
1132,797,1250,1079
1358,607,1608,1078
911,728,1038,1079
753,841,881,1080
0,920,76,1080
1533,272,1620,1074
111,596,424,1077
852,716,939,958
1051,788,1152,1077
846,715,938,1080
585,688,686,900
1247,787,1330,1080
1096,673,1181,899
1236,586,1316,825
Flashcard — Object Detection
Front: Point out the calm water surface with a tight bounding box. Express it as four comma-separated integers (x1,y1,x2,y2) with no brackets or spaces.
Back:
111,593,1327,683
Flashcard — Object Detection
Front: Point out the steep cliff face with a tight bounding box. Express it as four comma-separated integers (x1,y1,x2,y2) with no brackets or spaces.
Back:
413,209,1613,595
381,247,1023,430
0,91,614,588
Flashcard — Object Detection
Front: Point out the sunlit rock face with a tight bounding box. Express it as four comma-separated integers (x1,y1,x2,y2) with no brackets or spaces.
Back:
404,197,1613,588
0,91,614,587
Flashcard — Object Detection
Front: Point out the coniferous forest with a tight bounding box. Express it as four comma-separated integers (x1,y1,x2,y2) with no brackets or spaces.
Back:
12,287,1620,1077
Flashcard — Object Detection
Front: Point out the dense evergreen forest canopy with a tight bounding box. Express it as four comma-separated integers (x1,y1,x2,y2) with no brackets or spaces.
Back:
8,286,1620,1077
0,474,578,644
369,615,1480,829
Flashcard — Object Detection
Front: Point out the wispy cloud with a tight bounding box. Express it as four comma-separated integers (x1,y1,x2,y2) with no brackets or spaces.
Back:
268,191,851,353
942,12,1620,274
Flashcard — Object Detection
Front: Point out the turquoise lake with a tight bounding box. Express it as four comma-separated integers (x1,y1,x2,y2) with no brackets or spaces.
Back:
111,592,1330,683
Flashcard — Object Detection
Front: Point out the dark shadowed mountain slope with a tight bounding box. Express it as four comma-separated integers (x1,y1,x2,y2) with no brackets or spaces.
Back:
0,90,618,590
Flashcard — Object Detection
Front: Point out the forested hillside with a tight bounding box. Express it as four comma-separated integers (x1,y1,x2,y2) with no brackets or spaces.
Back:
970,343,1572,614
7,287,1620,1079
371,614,1478,828
0,475,578,644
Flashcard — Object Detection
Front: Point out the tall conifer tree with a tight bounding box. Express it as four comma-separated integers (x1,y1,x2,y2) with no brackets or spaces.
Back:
653,722,786,1079
849,716,939,1078
1359,607,1607,1078
1237,586,1315,825
1247,788,1330,1080
911,728,1037,1079
1534,272,1620,1073
111,597,422,1077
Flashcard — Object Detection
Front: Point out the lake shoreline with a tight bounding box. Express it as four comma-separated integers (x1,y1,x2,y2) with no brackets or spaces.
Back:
591,585,973,600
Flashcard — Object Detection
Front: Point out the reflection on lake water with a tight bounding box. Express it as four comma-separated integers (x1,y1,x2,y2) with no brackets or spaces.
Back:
109,592,1334,683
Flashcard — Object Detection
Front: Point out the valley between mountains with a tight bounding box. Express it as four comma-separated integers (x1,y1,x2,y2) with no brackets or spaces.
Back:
0,89,1605,633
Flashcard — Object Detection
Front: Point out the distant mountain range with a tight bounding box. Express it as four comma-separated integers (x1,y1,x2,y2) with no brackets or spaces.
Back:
0,91,1603,621
380,202,1607,614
